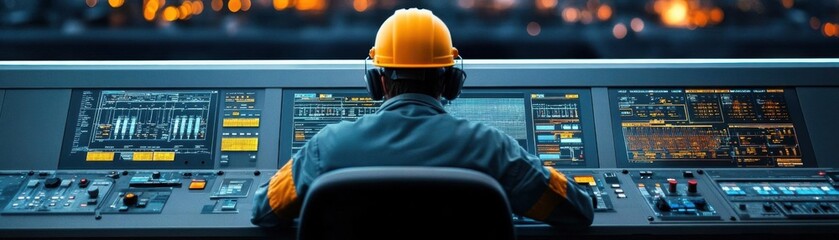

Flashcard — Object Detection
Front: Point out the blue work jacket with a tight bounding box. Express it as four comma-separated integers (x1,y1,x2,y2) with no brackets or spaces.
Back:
252,93,594,227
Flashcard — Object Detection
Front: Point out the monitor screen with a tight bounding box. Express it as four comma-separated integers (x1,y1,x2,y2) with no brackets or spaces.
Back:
610,88,815,168
280,89,597,168
59,90,219,169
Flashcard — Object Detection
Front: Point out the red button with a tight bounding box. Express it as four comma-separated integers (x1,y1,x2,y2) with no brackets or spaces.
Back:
668,179,678,193
688,179,698,193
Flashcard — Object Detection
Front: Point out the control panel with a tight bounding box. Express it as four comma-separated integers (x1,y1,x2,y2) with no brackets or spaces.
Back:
710,170,839,220
0,170,263,222
4,172,113,215
2,57,839,239
632,170,720,220
218,91,264,168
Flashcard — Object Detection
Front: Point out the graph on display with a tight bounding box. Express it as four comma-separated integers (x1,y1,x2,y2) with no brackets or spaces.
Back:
60,90,219,169
92,92,212,141
291,92,533,154
531,93,586,166
286,90,596,167
442,95,528,148
614,89,804,167
291,93,383,153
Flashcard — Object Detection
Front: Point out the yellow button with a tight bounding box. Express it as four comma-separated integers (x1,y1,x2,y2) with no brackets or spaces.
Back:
189,180,207,190
222,118,260,127
86,152,114,162
133,152,154,161
221,137,258,151
153,152,176,161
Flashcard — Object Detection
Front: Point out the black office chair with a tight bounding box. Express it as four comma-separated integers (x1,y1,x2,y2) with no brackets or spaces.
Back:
297,166,516,240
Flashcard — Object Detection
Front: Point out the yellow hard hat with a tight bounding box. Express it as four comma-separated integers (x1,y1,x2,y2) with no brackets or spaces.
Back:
369,8,459,68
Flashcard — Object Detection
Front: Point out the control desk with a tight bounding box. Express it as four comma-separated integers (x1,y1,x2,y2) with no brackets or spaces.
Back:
0,60,838,239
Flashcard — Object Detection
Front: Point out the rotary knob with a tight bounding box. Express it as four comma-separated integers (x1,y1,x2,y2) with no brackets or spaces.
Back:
668,179,678,194
123,192,138,206
687,179,698,194
87,187,100,198
44,177,61,188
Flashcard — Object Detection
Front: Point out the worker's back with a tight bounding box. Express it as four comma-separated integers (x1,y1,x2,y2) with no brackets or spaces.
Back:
250,8,594,228
312,93,509,174
289,93,595,226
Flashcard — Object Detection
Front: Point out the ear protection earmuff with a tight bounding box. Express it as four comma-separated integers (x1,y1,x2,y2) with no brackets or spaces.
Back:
441,66,466,101
364,62,385,100
364,57,466,101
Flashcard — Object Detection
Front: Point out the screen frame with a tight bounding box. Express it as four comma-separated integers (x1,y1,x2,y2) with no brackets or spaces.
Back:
609,87,817,168
279,88,599,168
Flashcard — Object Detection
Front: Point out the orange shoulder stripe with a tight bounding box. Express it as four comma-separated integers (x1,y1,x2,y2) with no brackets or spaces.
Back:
268,160,301,218
524,167,569,221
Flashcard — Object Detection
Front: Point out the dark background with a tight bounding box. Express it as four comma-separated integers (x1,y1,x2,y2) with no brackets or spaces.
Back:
1,0,838,60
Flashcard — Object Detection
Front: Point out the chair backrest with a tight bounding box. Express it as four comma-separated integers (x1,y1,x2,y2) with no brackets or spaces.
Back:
297,166,516,240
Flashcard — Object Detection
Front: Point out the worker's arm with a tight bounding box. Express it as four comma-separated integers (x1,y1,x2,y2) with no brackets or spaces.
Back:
500,135,595,227
251,138,321,227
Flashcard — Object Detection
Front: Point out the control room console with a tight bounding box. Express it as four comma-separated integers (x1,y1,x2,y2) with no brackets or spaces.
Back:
0,60,838,238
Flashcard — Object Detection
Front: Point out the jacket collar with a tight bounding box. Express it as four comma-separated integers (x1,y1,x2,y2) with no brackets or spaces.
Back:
377,93,447,114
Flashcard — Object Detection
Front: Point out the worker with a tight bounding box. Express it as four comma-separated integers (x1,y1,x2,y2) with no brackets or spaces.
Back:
251,8,594,227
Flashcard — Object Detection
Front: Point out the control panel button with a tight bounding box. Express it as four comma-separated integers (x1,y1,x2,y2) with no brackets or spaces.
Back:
60,179,73,188
87,187,99,198
189,180,207,190
668,179,678,194
44,178,61,188
688,179,698,194
123,193,138,206
26,180,39,188
79,178,89,188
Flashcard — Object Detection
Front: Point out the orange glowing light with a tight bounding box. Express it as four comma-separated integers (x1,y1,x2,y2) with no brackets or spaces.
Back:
662,0,689,27
613,23,628,39
179,4,191,19
824,23,837,37
526,22,541,36
630,18,645,32
353,0,373,12
86,0,98,7
536,0,557,10
597,4,612,21
693,11,708,27
562,8,580,23
193,0,204,14
229,0,242,12
782,0,793,9
709,7,724,23
163,6,179,21
108,0,124,8
146,0,161,11
144,10,155,21
653,0,664,13
273,0,290,10
296,0,326,11
212,0,223,11
242,0,252,11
